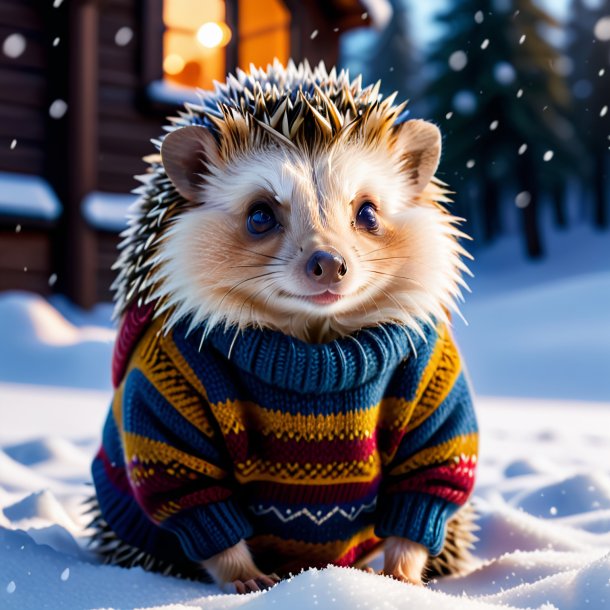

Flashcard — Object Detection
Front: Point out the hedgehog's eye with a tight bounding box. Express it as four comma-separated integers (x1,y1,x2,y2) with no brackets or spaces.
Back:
355,201,379,232
247,203,278,235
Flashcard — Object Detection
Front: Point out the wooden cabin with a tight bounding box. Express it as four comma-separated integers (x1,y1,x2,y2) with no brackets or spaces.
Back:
0,0,372,307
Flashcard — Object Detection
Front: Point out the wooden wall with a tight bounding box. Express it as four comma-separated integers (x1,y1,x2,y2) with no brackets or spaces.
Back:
0,0,47,177
98,0,163,194
0,1,53,294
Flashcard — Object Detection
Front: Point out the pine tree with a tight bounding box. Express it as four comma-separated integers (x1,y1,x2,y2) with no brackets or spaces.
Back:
567,0,610,228
425,0,577,257
371,0,418,102
341,0,418,102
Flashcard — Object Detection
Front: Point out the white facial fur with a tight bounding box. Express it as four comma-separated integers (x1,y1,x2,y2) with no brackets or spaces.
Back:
152,122,469,343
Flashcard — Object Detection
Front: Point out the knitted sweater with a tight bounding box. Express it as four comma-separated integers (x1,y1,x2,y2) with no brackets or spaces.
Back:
92,307,478,575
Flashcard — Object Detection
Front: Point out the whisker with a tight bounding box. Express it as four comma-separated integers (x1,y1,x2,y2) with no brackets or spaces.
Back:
234,246,290,263
217,271,280,311
359,238,409,258
232,263,285,268
365,270,424,288
361,256,412,263
344,335,368,379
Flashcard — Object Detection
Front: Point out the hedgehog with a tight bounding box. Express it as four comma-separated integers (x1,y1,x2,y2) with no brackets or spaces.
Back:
88,60,479,594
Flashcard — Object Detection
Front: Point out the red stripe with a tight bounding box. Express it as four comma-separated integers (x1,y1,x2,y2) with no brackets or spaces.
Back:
97,446,131,495
223,430,379,465
112,301,155,388
335,537,381,567
377,427,405,458
387,456,476,505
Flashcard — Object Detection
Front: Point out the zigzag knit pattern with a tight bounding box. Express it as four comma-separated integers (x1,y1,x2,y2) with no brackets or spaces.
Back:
92,309,478,575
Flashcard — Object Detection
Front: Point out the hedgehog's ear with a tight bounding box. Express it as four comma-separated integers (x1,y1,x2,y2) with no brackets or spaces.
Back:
160,126,221,202
394,119,441,194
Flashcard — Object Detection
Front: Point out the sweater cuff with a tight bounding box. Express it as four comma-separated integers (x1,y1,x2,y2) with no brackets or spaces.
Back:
163,500,253,562
375,492,457,556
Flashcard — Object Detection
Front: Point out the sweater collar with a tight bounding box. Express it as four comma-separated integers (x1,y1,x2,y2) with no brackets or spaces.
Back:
182,322,428,394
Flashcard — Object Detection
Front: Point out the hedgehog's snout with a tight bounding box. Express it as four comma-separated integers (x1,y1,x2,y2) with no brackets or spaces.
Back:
305,249,348,286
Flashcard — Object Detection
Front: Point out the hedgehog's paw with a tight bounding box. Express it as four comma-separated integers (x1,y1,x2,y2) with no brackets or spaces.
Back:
231,573,281,594
202,540,279,593
382,537,428,586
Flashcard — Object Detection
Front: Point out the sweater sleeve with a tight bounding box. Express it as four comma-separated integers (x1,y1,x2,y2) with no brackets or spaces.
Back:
119,327,252,562
375,324,478,555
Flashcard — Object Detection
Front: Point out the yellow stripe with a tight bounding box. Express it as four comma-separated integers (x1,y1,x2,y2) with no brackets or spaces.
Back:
124,432,227,479
389,432,478,477
249,526,379,567
111,383,125,434
379,324,463,464
210,399,380,441
234,452,382,485
113,319,217,440
404,326,462,433
379,323,452,433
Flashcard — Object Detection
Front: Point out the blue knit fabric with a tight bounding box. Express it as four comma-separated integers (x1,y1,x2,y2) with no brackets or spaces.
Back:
92,318,478,572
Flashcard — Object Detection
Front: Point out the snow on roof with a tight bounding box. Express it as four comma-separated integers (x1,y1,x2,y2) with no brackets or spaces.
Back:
147,79,203,107
0,171,62,221
82,191,137,232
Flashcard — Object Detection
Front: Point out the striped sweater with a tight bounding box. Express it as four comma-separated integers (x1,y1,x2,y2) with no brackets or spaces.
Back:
92,305,478,575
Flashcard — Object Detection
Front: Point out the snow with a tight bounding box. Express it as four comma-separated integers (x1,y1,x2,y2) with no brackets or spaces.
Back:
0,172,62,221
453,223,610,402
81,191,137,232
1,387,609,609
0,292,114,390
1,223,609,609
148,79,205,107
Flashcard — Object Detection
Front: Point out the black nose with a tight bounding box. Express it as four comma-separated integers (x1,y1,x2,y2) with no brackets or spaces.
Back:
306,250,347,283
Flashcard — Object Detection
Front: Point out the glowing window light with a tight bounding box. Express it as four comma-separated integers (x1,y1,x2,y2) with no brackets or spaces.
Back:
197,22,231,48
164,53,185,75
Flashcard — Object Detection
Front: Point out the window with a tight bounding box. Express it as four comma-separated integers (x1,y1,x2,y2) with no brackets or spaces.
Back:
237,0,290,71
162,0,290,91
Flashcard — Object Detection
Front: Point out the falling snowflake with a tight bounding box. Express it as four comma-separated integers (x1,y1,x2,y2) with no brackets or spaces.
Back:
453,90,477,114
310,30,318,40
48,273,58,287
53,0,64,7
361,12,368,20
494,62,516,85
543,150,554,162
517,88,523,98
518,143,528,155
2,33,26,59
53,37,60,47
10,139,17,150
15,224,21,233
515,191,531,208
466,159,476,169
114,27,133,47
481,39,489,50
490,120,499,130
61,568,70,582
49,99,68,119
601,106,608,118
599,69,606,77
474,11,484,24
549,507,558,516
446,111,453,119
7,581,16,594
449,51,468,71
594,16,610,41
519,34,526,45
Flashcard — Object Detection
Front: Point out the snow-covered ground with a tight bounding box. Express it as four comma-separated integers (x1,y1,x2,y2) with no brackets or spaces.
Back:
1,222,609,609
